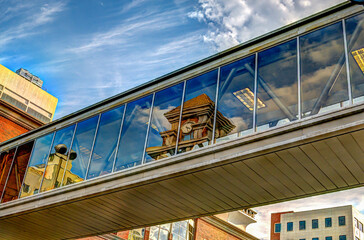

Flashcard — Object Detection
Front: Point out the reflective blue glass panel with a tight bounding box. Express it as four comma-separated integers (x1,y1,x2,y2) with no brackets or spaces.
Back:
339,216,346,226
62,116,99,186
145,83,184,163
215,56,255,143
20,133,54,198
41,125,76,192
257,39,298,131
287,222,293,231
0,149,15,200
345,12,364,103
114,95,153,171
275,223,281,233
300,21,349,117
87,106,124,179
177,70,218,153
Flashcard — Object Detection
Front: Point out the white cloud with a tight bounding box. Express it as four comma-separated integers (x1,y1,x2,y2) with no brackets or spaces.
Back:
0,1,66,49
188,0,345,51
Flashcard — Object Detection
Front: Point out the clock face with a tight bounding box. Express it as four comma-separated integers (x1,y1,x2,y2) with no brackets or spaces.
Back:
181,121,193,134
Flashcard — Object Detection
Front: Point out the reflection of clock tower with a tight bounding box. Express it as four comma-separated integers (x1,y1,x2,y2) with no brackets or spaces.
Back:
146,94,235,160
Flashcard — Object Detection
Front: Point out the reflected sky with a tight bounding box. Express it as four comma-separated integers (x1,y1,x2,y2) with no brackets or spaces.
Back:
177,70,217,153
63,115,99,186
145,83,184,162
87,106,124,179
216,55,255,141
300,21,348,116
257,39,298,130
114,95,153,171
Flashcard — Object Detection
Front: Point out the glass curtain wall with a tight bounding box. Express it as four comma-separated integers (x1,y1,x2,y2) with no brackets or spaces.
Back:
215,55,255,143
257,39,298,130
0,149,16,200
177,70,218,153
1,141,34,203
300,21,349,117
62,116,99,186
41,125,76,192
345,12,364,103
87,106,124,179
20,133,54,198
144,83,184,163
114,95,153,171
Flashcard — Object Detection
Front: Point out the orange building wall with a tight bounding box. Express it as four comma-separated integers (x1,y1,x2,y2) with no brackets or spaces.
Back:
0,116,28,142
195,219,240,240
270,211,293,240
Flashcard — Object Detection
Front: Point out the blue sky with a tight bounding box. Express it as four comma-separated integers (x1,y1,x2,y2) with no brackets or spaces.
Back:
2,0,364,239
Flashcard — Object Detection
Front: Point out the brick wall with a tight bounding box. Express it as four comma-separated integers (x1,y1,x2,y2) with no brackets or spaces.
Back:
195,218,240,240
0,116,28,142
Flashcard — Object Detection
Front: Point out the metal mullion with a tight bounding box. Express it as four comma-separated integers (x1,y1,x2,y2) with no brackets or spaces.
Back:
18,139,37,199
0,146,18,202
85,114,101,180
342,19,353,105
211,67,220,144
297,36,302,120
60,124,78,187
252,52,258,132
175,80,187,155
112,104,127,172
38,132,56,193
141,93,155,164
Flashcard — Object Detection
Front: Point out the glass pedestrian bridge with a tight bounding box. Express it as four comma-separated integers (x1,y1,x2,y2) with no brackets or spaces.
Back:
1,2,364,205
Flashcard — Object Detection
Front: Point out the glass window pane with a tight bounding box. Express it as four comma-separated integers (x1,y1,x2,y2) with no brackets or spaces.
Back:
275,223,281,233
114,95,153,172
177,70,218,153
287,222,293,231
88,106,124,179
159,229,169,240
215,56,255,143
312,219,319,229
62,116,99,186
41,125,76,192
325,217,332,227
257,39,298,131
300,21,349,117
2,142,34,203
339,216,346,226
345,13,364,103
145,83,184,163
149,226,159,240
0,149,16,199
299,220,306,230
20,133,54,198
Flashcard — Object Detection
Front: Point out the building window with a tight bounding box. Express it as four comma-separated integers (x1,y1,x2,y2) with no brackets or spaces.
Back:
312,219,319,229
300,239,306,240
325,218,332,228
339,235,346,240
338,216,346,226
299,221,306,230
274,223,281,233
312,238,319,240
325,237,332,240
287,222,293,232
359,221,363,232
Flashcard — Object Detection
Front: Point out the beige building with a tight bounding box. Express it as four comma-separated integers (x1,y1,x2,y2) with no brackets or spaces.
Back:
271,205,364,240
0,64,57,124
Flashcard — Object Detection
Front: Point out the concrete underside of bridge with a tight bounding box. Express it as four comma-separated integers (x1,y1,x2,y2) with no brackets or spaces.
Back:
1,104,364,239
